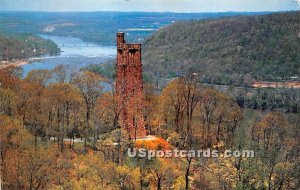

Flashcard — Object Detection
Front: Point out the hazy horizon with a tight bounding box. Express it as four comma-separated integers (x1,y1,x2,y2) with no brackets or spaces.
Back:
0,0,299,13
0,10,290,13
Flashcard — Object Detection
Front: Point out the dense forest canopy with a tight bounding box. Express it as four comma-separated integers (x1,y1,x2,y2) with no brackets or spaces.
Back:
0,33,59,60
0,65,299,189
142,11,300,85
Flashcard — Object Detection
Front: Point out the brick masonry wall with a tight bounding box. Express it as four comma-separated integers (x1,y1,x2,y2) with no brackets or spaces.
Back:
116,32,146,138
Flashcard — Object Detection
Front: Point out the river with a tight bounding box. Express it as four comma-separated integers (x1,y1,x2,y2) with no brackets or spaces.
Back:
22,34,116,77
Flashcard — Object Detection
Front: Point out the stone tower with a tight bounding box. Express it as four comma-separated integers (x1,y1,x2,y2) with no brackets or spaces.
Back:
116,32,146,138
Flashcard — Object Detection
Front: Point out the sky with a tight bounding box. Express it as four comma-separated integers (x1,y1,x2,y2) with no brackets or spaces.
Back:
0,0,299,12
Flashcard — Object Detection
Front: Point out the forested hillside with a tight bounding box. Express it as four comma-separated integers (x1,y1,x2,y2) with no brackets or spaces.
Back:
143,11,300,85
0,33,59,60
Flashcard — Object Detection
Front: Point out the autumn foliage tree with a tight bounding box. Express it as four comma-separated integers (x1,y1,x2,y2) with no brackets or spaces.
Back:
72,71,105,148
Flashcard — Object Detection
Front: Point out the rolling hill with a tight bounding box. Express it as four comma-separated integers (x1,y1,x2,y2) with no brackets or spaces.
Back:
142,11,300,85
0,33,59,61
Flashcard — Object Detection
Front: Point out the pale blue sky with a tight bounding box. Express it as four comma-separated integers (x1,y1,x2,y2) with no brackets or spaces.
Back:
0,0,299,12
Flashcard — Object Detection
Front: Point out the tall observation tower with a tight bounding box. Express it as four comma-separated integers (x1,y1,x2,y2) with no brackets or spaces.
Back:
115,32,147,139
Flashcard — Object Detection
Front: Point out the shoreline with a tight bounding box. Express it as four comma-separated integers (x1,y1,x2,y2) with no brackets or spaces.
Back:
252,81,300,89
0,59,30,69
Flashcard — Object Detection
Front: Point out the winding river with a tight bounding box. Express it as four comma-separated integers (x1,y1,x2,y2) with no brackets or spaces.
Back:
22,34,116,77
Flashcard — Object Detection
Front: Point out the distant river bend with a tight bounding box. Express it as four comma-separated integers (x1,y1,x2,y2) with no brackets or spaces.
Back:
22,34,116,77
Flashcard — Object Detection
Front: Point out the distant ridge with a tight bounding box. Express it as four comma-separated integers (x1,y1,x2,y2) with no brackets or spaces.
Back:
0,11,269,45
142,11,300,85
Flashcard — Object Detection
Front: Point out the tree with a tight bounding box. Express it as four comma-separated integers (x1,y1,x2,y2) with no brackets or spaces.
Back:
92,92,116,148
52,64,77,83
98,128,130,164
0,88,17,116
160,78,186,134
17,80,44,148
252,112,290,190
148,158,179,190
72,71,105,147
0,115,60,190
143,83,160,135
24,69,52,88
0,66,21,90
42,83,82,151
